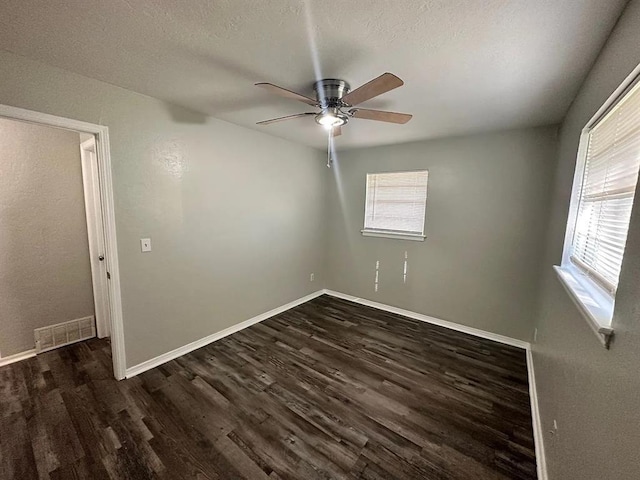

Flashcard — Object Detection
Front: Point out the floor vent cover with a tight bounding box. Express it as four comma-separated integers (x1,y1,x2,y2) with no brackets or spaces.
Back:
34,316,96,353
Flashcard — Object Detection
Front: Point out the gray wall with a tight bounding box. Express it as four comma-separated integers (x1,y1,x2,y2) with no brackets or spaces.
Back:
0,51,326,368
326,126,558,341
533,1,640,479
0,119,94,357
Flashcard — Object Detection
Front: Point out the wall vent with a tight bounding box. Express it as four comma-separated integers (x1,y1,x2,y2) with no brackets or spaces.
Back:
34,316,96,353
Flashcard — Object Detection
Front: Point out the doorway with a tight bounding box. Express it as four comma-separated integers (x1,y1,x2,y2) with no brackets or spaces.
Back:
0,105,125,379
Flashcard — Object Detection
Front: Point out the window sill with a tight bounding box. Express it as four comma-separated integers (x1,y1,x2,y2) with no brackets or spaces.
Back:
553,265,614,348
361,230,425,242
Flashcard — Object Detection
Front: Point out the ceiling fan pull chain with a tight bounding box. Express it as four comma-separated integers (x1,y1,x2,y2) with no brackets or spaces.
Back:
327,131,332,168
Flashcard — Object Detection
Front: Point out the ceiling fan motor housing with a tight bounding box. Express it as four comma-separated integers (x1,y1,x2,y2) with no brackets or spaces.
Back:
313,79,351,107
313,79,351,127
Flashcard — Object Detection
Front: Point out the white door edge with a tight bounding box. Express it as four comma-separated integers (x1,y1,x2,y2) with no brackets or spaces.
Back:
80,137,111,339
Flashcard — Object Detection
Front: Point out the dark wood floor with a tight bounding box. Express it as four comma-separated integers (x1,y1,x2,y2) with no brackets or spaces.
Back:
0,295,536,479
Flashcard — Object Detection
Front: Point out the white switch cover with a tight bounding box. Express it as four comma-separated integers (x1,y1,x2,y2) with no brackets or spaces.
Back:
140,238,151,252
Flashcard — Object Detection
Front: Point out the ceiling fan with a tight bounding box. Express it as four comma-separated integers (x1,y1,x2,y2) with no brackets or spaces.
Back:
255,73,412,137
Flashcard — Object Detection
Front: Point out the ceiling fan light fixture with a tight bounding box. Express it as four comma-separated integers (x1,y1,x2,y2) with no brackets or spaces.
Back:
316,109,348,129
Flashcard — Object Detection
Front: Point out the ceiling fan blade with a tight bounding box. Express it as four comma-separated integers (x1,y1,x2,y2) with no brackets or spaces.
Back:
350,108,412,124
342,73,404,106
332,126,342,137
255,82,318,106
256,112,316,125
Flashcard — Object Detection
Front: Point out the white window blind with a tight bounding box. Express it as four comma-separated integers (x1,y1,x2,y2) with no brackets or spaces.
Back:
571,80,640,294
364,170,428,235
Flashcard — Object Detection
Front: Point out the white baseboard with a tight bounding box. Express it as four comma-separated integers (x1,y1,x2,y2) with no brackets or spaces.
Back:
323,289,531,350
0,349,37,367
125,290,325,378
527,349,548,480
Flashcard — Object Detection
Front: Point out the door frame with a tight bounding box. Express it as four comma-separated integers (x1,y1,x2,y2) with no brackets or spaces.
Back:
0,104,126,380
80,137,111,339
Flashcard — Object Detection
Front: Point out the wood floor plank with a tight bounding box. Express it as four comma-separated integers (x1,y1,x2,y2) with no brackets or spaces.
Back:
0,295,537,479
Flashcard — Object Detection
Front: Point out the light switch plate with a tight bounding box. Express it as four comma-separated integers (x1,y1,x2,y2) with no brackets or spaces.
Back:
140,238,151,252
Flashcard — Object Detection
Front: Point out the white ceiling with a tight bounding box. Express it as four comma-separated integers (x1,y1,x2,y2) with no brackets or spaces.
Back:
0,0,628,149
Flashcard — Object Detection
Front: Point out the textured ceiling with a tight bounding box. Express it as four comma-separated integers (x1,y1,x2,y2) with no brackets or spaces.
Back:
0,0,628,149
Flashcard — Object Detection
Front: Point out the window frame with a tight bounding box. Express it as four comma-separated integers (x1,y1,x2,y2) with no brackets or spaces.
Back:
556,67,640,348
361,169,428,242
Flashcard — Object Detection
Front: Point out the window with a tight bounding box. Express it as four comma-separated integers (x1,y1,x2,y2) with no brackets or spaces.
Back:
362,170,428,241
557,75,640,347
